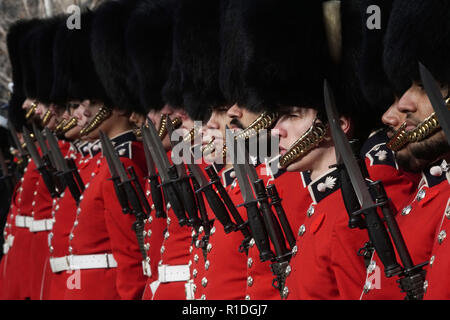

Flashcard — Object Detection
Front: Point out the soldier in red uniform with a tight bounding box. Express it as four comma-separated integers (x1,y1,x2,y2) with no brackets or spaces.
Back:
1,18,50,300
45,2,149,299
267,0,376,300
358,0,450,300
40,11,111,300
22,16,70,300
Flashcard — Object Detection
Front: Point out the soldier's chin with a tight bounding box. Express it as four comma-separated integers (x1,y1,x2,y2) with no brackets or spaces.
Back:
65,127,81,141
396,132,450,172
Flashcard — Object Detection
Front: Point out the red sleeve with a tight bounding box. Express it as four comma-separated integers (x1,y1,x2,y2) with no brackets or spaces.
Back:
102,157,147,300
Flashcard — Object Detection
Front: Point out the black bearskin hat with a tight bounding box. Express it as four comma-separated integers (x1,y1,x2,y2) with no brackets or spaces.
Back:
169,0,227,121
358,0,395,112
90,0,141,112
6,18,41,131
383,0,450,97
125,0,175,116
222,0,331,114
51,10,109,106
27,16,64,104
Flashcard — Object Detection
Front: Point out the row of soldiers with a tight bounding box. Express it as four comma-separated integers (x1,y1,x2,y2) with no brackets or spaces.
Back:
0,0,449,300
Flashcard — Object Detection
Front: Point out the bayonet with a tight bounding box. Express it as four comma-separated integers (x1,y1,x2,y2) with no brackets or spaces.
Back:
419,62,450,146
324,79,402,276
230,132,274,262
99,131,152,275
141,124,165,218
23,126,58,197
165,116,201,228
45,128,85,203
32,122,64,194
98,131,130,214
239,139,290,259
143,120,188,226
324,80,428,299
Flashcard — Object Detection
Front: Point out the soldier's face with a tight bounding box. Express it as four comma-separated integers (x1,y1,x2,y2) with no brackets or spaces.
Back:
147,109,161,126
35,102,48,119
202,107,230,163
382,101,406,139
21,98,35,111
226,104,259,133
65,101,85,140
129,112,145,128
389,83,450,172
273,107,322,172
44,104,59,130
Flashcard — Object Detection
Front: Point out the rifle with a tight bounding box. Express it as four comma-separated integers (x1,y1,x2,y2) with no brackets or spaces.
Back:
44,128,85,204
99,131,152,277
22,126,59,197
324,80,427,300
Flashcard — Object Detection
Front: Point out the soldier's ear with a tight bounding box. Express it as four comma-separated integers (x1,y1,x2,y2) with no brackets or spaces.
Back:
339,116,351,135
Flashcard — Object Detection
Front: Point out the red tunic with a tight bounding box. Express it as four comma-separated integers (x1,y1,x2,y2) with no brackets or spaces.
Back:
284,168,368,300
42,141,101,300
0,157,41,299
424,173,450,299
142,150,193,300
60,132,147,300
197,167,248,300
29,140,71,300
139,179,167,300
361,161,448,300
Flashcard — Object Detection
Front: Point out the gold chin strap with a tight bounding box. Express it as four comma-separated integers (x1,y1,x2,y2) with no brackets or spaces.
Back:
25,101,38,120
54,119,67,134
386,122,409,152
60,117,78,134
158,115,182,140
387,97,450,151
79,106,112,137
133,127,142,138
279,119,328,169
233,112,279,141
42,109,53,126
386,110,449,152
201,136,227,160
183,125,201,144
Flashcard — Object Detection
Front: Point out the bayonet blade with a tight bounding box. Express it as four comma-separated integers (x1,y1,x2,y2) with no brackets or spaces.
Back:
419,62,450,146
323,80,375,210
143,120,172,182
186,161,209,187
44,128,67,172
99,131,129,183
140,125,157,177
99,131,119,179
32,121,49,156
22,126,44,168
239,139,260,184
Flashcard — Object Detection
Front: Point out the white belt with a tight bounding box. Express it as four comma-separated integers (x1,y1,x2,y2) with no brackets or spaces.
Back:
29,218,54,232
2,235,14,254
49,253,118,273
15,215,33,228
158,264,191,283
